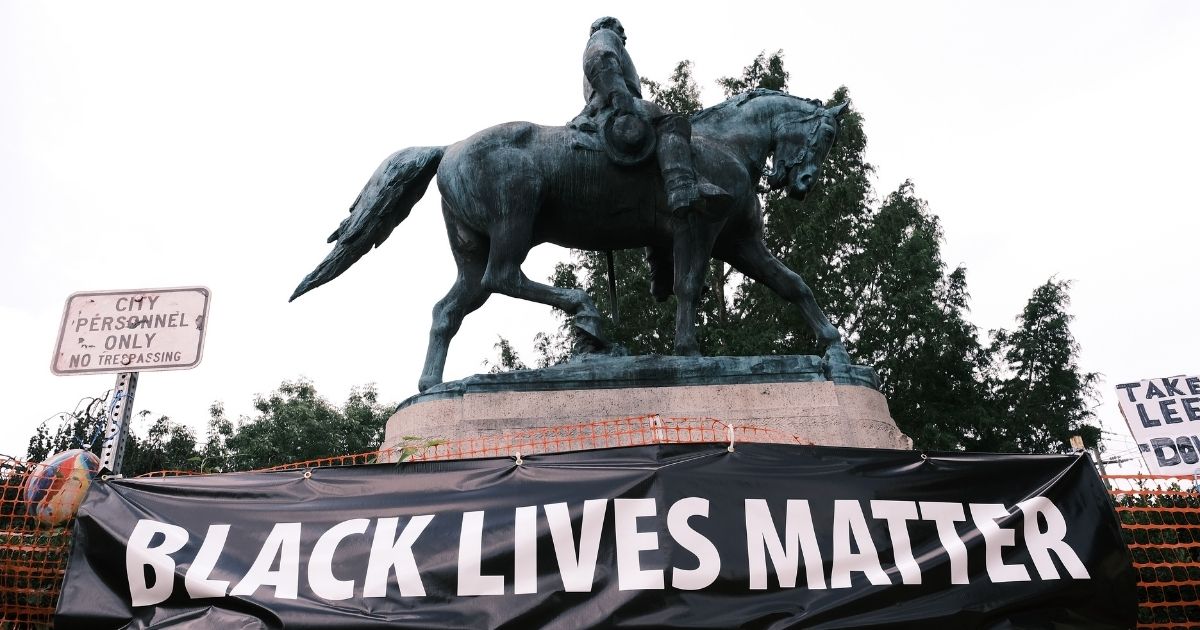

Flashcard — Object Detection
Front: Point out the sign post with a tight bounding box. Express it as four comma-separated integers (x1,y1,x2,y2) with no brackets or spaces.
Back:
98,372,139,474
51,287,211,474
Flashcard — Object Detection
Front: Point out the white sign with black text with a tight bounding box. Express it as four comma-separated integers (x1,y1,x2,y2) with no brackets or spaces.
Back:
51,287,211,375
1116,375,1200,474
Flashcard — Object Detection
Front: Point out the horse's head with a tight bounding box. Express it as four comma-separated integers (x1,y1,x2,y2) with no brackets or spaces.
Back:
767,101,849,201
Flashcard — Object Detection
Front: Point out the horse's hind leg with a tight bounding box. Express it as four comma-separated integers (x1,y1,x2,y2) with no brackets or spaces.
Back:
718,238,846,359
481,218,609,353
419,211,491,392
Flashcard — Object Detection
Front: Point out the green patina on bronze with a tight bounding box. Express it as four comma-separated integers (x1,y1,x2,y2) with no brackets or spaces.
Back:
292,18,849,394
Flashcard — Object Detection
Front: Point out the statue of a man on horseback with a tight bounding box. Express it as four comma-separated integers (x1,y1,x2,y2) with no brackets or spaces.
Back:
290,18,852,392
572,17,732,218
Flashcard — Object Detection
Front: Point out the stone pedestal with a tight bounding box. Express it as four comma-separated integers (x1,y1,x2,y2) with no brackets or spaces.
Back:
385,355,911,452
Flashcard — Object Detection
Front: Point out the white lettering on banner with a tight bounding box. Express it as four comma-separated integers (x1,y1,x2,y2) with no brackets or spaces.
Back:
545,500,607,592
1019,497,1090,579
869,500,921,584
230,523,302,599
127,519,189,606
457,511,504,596
363,515,433,597
968,504,1030,583
745,499,827,590
309,519,370,600
184,524,232,598
667,497,720,590
122,496,1090,606
919,502,971,585
513,506,539,595
614,498,663,590
830,500,889,587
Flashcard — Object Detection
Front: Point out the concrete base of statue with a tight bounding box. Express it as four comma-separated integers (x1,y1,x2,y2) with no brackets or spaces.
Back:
384,355,912,454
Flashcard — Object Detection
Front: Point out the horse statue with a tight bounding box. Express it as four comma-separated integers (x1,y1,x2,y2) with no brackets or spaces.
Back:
291,88,849,392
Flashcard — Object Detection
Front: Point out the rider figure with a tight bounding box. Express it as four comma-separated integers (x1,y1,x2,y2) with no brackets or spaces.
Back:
580,17,732,217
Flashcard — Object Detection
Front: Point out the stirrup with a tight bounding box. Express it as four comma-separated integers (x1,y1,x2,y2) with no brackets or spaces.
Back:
668,184,702,216
670,183,733,219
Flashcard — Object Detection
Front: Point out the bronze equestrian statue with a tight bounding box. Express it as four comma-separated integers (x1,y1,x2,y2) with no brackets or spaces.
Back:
291,18,849,392
572,16,732,218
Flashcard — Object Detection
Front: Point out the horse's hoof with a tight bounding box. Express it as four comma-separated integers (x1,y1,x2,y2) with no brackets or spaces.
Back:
573,314,608,343
823,343,851,366
417,376,441,392
572,334,611,355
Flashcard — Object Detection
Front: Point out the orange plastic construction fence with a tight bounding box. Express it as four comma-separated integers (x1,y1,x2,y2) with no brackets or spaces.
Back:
0,456,74,630
0,418,1191,628
1107,473,1200,629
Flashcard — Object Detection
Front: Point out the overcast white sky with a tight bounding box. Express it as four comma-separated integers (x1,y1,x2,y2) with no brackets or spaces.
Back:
2,1,1196,470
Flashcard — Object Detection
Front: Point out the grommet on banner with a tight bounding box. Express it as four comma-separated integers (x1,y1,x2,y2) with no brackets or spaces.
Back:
513,452,524,466
727,425,736,453
920,453,929,461
303,469,313,479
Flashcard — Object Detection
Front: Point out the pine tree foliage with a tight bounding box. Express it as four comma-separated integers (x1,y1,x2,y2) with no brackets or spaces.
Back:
643,61,703,115
989,280,1100,453
484,336,529,373
716,51,789,95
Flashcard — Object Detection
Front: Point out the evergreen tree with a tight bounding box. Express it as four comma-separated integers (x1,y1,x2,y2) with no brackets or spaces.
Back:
716,51,789,95
834,185,993,450
643,60,703,114
484,336,529,373
485,52,1099,456
989,280,1100,453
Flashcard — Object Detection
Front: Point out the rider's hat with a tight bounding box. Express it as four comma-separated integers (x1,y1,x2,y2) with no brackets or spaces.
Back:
602,111,657,166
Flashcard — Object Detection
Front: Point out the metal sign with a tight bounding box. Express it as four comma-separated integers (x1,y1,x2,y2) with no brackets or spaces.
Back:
51,287,211,376
1115,374,1200,474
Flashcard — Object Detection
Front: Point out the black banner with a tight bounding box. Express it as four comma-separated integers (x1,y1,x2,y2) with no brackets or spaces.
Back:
57,444,1136,629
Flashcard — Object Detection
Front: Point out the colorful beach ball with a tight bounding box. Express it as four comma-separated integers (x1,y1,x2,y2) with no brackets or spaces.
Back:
24,449,100,525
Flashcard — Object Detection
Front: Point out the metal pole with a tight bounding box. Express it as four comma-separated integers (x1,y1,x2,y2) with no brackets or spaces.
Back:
99,371,139,475
1091,446,1112,491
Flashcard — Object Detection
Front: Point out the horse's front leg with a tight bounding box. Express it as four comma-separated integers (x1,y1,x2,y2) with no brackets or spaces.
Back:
719,237,845,361
671,215,718,356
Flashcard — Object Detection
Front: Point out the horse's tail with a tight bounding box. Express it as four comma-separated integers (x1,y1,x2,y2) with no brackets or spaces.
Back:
290,146,445,302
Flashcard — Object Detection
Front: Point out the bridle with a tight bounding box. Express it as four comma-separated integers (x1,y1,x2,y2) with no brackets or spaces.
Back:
767,110,831,189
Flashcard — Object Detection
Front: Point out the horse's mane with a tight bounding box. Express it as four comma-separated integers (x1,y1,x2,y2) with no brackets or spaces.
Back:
691,88,823,123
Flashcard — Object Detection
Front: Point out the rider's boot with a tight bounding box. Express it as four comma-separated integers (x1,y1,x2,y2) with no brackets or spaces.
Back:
657,115,734,219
